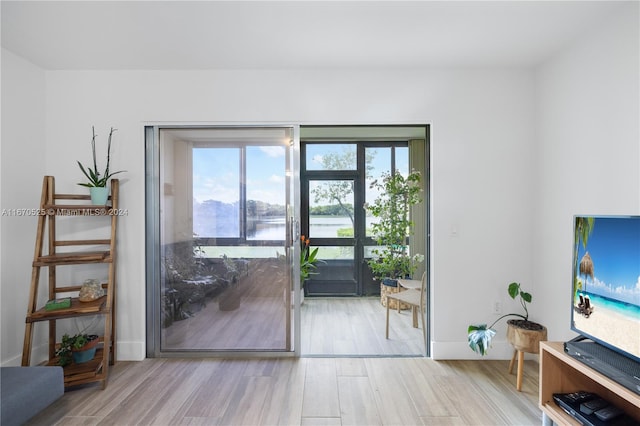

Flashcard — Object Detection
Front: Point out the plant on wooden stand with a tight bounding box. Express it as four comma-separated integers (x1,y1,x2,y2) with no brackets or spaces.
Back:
77,126,125,204
56,333,99,366
366,170,423,282
467,282,546,356
366,170,423,308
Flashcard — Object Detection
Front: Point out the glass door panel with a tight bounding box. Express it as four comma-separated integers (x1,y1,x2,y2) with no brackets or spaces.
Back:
305,144,357,171
309,179,355,238
158,127,294,353
305,178,357,295
364,147,389,238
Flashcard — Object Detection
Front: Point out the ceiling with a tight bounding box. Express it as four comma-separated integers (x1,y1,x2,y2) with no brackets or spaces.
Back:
0,1,626,70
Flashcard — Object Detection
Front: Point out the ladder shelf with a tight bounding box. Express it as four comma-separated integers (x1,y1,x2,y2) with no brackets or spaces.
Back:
21,176,119,390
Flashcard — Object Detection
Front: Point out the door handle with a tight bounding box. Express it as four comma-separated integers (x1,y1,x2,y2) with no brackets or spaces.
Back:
291,219,300,244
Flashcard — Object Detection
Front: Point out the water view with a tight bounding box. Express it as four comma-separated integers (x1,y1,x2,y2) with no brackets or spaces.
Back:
250,216,378,240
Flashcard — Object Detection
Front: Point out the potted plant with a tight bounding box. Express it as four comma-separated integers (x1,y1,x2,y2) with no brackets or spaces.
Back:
467,282,547,356
300,235,323,299
56,333,100,366
366,170,424,307
77,126,125,205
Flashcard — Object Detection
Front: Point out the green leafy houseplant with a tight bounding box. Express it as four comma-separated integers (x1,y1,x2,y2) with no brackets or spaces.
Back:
56,333,99,366
366,170,423,282
77,126,125,188
467,282,544,356
300,235,323,288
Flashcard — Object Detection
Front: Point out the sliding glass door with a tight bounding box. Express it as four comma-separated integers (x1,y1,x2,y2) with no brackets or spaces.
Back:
146,126,298,355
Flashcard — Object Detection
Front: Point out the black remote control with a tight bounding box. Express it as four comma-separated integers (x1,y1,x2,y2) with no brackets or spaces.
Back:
565,390,598,403
581,398,609,415
595,406,624,422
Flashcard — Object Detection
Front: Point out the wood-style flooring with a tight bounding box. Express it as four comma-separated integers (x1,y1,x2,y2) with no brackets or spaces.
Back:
301,297,425,356
162,256,424,355
162,296,425,356
26,357,541,425
162,258,289,351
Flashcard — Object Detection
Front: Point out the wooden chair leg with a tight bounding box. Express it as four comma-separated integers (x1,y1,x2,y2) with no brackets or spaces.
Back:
386,297,391,339
412,306,418,328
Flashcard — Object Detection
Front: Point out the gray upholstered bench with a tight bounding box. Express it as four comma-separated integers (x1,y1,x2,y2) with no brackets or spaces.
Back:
1,366,64,426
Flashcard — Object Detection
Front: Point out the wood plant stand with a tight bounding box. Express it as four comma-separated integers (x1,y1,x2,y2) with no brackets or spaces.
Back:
507,320,547,391
21,176,119,390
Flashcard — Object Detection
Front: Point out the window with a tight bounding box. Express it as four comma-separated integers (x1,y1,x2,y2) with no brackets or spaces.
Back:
192,145,286,243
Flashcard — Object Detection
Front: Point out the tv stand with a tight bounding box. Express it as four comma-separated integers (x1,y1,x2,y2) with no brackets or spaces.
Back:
539,342,640,425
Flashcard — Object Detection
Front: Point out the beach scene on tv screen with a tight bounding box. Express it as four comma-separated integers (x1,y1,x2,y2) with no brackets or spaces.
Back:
572,216,640,358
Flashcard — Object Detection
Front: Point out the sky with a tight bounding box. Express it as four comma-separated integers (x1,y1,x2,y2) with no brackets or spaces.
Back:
192,144,410,207
576,216,640,306
192,146,285,204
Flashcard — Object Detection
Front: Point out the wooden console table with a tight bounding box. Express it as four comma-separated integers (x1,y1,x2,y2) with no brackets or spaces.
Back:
539,341,640,425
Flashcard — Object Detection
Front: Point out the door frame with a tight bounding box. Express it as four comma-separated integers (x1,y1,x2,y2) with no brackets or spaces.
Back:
144,123,431,357
299,124,431,357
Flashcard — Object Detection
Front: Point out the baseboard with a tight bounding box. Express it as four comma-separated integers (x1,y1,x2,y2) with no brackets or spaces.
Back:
431,339,539,360
116,341,146,361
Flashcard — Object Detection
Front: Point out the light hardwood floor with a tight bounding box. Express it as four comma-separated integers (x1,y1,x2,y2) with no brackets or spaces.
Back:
161,255,423,356
27,357,541,425
301,297,425,356
161,292,424,355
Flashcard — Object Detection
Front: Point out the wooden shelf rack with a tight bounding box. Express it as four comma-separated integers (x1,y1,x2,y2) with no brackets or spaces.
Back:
21,176,119,390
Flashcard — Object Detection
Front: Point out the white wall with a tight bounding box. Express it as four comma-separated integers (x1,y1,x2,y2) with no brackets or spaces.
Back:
533,3,640,345
1,2,637,364
28,67,534,361
1,49,47,364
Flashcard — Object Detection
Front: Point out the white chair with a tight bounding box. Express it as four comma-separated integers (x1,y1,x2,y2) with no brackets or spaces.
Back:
385,272,427,354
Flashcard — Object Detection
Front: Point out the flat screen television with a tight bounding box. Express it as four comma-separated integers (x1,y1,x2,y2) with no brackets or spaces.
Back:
570,215,640,364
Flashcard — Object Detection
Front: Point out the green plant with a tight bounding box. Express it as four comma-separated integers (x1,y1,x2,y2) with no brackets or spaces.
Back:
56,333,99,366
77,126,125,188
467,282,533,356
366,170,423,280
300,235,322,287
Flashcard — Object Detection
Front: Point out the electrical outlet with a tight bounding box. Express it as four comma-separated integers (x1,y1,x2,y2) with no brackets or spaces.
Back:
493,301,502,314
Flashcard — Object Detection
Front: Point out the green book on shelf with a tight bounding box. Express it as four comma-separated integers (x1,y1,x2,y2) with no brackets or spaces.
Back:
45,297,71,311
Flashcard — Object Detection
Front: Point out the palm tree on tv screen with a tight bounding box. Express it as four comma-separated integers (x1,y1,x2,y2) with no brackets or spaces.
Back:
574,217,595,297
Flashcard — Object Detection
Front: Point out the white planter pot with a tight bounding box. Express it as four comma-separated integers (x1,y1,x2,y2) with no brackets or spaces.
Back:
89,186,109,205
